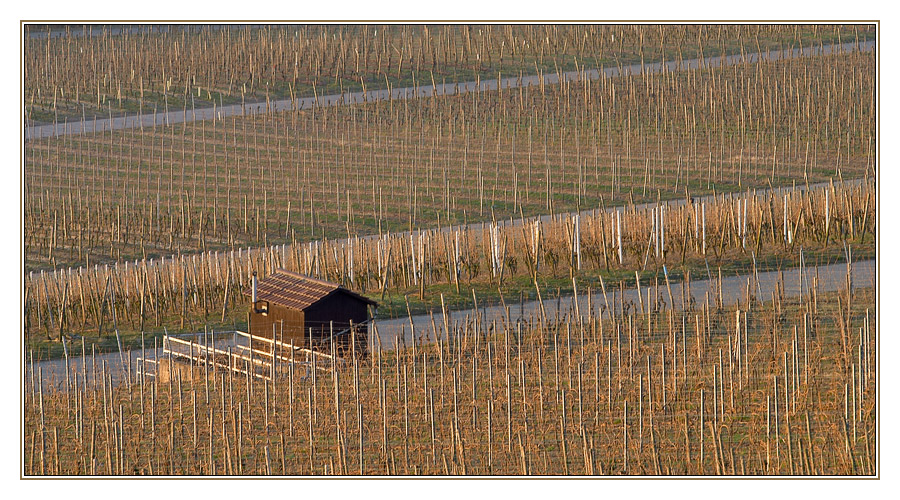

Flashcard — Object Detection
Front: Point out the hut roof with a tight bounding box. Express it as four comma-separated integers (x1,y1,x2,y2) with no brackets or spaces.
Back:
243,269,377,311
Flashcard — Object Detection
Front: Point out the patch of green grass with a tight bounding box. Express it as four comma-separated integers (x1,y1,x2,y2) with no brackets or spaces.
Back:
372,238,874,321
26,310,249,362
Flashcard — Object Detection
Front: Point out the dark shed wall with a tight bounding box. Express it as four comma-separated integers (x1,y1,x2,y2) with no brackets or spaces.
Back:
303,291,370,352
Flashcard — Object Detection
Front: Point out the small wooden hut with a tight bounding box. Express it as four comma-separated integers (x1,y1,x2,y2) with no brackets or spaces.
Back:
243,269,377,356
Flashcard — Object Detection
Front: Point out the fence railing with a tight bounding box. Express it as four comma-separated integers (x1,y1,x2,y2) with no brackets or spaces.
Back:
139,325,365,382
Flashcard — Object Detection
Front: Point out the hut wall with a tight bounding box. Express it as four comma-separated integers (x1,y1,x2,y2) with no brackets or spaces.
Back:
304,292,370,352
249,303,306,352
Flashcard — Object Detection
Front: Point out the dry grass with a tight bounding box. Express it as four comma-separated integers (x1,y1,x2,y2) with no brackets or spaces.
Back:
23,280,875,475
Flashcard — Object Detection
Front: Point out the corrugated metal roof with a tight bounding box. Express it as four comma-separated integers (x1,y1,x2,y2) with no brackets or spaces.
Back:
243,269,377,311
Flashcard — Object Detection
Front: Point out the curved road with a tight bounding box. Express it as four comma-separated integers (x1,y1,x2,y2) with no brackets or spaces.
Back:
24,39,875,140
28,258,875,390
